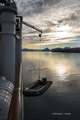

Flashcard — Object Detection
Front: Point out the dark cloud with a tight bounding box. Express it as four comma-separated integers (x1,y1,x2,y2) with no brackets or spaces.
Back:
43,26,56,34
43,0,61,6
43,28,52,33
19,0,62,16
56,35,80,41
42,21,58,34
45,20,58,26
19,1,43,16
58,13,80,25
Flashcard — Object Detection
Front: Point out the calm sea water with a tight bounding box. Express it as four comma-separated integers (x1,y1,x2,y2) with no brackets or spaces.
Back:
22,52,80,120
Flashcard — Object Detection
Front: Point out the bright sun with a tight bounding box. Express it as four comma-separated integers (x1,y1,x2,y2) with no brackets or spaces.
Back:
56,25,71,31
55,25,71,38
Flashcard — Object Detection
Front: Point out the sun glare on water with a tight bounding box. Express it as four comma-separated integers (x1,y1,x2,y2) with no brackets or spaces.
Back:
55,65,67,81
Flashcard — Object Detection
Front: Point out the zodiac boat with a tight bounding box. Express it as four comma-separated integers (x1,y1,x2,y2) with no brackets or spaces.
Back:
23,78,52,96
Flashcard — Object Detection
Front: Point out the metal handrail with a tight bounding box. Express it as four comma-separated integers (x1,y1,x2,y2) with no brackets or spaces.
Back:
7,63,22,120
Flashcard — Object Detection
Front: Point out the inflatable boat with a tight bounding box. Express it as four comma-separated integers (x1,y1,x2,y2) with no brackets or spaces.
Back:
23,78,52,96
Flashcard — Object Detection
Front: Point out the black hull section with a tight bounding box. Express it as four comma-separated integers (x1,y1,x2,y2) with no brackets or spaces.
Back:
23,80,52,96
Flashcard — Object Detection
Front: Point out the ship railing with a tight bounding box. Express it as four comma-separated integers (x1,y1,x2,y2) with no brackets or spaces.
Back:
7,63,23,120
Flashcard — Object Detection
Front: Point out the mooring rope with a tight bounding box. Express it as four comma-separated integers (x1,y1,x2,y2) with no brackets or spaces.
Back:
38,33,42,80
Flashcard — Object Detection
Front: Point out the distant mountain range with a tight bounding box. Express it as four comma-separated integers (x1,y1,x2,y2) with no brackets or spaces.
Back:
22,47,80,53
51,47,80,53
22,48,41,52
42,48,50,51
22,48,51,52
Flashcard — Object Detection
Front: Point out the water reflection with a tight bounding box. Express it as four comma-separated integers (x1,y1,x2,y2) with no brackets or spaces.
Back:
22,52,80,120
55,65,67,80
23,52,80,82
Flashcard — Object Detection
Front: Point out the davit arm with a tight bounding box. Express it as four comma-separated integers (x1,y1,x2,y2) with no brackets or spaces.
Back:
22,21,42,33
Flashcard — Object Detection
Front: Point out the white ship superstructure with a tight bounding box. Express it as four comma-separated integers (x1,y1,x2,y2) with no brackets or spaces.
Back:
0,0,23,120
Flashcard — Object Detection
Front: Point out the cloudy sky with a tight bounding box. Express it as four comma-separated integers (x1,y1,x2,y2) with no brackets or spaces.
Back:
15,0,80,49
